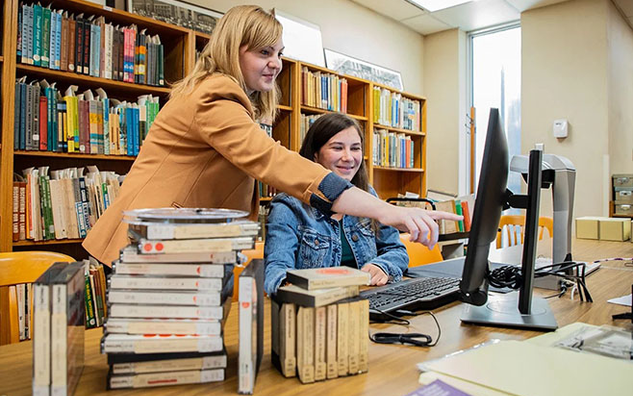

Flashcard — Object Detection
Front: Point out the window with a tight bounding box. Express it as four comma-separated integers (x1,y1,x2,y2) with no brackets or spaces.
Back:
469,24,521,196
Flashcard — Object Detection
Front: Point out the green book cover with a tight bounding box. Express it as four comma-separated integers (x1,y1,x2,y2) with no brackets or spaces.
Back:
41,7,51,68
454,199,464,232
84,274,96,329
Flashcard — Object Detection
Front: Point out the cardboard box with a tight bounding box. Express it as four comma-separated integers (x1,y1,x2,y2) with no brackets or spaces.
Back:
575,217,602,240
599,218,631,241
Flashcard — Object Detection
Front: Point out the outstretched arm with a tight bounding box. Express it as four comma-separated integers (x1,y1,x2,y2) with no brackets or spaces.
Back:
332,187,461,249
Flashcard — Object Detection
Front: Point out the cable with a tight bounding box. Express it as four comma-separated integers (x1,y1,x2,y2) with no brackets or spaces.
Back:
369,311,441,348
487,261,593,302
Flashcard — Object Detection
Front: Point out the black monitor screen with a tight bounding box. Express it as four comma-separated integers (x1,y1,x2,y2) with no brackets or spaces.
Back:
460,108,509,306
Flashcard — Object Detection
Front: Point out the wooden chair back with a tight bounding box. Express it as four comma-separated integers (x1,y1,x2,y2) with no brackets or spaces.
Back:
0,251,75,345
399,233,444,267
496,215,554,249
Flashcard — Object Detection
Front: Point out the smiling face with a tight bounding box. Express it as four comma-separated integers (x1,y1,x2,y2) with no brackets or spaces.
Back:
239,39,284,94
313,126,363,181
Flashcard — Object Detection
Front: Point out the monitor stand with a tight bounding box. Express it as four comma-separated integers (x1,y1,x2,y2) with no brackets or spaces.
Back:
462,149,558,332
461,292,557,331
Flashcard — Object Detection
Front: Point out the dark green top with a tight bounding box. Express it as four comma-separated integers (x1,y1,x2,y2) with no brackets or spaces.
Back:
339,220,357,268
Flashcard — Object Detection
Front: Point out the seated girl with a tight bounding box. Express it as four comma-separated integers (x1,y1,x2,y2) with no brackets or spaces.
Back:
264,113,408,295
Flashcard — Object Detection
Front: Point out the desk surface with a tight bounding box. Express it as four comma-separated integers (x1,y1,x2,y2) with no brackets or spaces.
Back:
1,239,632,396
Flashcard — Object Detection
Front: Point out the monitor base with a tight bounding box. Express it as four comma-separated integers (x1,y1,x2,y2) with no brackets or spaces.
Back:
460,292,558,331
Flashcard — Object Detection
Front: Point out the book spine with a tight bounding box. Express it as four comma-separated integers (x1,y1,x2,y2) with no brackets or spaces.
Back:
109,304,225,320
50,284,67,395
314,306,327,381
281,303,296,377
358,299,369,373
238,274,254,393
32,284,51,396
84,274,97,329
337,302,349,376
109,369,224,389
326,304,338,379
103,335,223,354
348,300,360,375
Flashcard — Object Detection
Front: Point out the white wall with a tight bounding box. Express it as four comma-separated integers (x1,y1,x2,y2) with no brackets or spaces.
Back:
423,29,467,196
190,0,426,95
607,1,633,176
522,0,611,218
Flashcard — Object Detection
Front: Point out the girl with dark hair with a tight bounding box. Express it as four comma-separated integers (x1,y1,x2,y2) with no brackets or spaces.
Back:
265,113,409,294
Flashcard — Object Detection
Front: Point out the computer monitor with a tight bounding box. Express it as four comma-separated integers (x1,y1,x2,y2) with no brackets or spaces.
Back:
459,108,557,331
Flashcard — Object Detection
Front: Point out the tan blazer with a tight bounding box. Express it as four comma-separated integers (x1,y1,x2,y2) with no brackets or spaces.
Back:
83,74,331,265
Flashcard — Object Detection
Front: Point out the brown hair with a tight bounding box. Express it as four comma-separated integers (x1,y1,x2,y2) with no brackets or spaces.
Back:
299,113,370,193
170,5,281,121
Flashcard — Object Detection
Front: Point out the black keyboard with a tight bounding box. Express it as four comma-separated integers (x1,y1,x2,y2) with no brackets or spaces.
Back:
360,276,461,321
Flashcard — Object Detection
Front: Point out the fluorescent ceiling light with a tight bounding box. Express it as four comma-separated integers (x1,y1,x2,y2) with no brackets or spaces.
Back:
407,0,474,12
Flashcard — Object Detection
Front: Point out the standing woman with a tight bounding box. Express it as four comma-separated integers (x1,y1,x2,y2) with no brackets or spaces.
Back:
83,5,459,266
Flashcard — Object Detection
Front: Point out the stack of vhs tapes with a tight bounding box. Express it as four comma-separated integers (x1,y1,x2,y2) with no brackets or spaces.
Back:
270,267,371,384
101,208,258,389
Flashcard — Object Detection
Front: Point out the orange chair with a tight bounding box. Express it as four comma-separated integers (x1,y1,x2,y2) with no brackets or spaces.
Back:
233,241,264,300
399,233,444,267
0,251,75,345
496,215,554,249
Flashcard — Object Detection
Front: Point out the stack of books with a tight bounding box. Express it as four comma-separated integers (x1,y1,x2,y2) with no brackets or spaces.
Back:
100,208,258,390
32,261,85,396
270,267,371,384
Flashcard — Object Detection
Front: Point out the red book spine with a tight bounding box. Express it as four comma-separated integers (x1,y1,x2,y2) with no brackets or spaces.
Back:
39,96,48,151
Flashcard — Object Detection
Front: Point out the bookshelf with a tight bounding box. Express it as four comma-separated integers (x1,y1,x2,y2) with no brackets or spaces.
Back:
0,0,427,255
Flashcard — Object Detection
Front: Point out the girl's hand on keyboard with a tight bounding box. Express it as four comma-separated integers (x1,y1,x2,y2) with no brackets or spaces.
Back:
362,264,389,286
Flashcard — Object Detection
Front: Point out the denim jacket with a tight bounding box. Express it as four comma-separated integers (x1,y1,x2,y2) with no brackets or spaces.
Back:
264,188,409,294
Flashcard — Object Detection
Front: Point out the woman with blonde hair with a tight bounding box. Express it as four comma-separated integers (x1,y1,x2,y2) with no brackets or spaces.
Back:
83,5,460,266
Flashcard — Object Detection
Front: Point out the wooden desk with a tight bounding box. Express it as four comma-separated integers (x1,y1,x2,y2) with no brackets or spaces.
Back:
1,239,632,396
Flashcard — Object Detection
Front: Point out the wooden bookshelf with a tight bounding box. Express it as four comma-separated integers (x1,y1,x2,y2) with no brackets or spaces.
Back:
0,0,428,254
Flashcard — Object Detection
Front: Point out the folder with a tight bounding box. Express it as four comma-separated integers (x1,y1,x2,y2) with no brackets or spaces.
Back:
419,338,633,396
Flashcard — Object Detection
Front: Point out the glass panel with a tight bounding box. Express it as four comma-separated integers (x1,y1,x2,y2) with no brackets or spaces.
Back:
472,26,521,196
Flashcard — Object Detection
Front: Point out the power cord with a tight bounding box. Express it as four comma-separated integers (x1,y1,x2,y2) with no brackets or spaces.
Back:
488,261,593,302
369,310,441,348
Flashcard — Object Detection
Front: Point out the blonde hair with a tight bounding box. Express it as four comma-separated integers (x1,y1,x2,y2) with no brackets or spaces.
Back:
170,5,281,121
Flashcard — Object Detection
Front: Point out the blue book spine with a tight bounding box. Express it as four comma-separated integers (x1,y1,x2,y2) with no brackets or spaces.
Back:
55,12,62,70
14,82,21,150
103,99,110,155
17,6,22,60
126,107,133,156
19,83,27,150
134,107,140,155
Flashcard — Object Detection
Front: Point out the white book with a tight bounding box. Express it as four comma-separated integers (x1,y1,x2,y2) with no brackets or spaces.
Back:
105,318,222,336
111,354,227,374
133,236,254,254
108,368,224,389
32,263,67,396
120,245,236,264
107,290,223,306
109,275,224,290
50,263,84,396
109,303,227,320
238,259,264,394
102,333,223,354
128,220,259,240
113,262,228,278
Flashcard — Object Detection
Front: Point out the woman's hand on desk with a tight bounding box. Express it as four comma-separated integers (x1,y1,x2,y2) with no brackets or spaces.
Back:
362,264,389,286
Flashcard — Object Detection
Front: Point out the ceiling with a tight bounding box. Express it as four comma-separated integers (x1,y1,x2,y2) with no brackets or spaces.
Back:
351,0,633,35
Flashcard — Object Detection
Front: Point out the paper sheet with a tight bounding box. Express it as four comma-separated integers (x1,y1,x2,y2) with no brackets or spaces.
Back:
607,293,632,307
